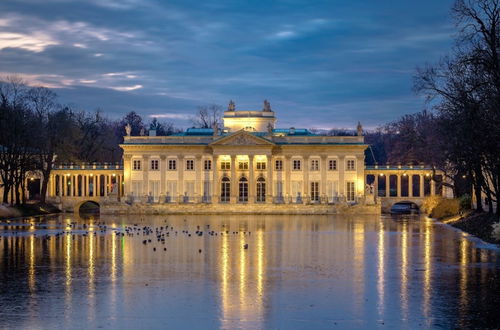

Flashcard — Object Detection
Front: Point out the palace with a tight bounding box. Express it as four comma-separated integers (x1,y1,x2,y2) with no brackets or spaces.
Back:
121,101,367,205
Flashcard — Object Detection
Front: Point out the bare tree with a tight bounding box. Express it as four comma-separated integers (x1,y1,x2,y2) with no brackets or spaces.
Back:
191,104,222,129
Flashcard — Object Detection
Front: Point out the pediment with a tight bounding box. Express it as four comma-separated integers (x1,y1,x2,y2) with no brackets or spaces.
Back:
210,130,274,146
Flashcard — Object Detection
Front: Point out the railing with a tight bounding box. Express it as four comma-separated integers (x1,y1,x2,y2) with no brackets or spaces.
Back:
53,163,123,170
365,165,435,171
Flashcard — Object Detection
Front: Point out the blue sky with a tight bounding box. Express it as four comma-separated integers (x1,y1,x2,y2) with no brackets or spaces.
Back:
0,0,455,129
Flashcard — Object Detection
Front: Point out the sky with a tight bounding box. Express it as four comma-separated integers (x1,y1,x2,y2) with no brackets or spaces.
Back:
0,0,456,129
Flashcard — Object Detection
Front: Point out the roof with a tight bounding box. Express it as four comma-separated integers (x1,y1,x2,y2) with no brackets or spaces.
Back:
173,127,315,137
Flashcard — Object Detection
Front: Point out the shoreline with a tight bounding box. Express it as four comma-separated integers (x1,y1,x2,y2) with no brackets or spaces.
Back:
441,212,499,246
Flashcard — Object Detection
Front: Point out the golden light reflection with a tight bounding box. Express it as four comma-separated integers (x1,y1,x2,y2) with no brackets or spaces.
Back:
64,233,72,321
88,232,96,321
28,234,35,293
459,237,469,313
376,220,385,317
220,230,229,327
239,232,246,317
353,222,365,316
423,217,432,319
401,221,408,320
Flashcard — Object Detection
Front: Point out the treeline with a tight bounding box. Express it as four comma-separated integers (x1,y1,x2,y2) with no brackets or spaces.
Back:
0,77,178,204
367,0,499,215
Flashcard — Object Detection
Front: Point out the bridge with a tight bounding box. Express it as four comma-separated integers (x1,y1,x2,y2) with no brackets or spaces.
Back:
46,163,124,212
365,165,451,212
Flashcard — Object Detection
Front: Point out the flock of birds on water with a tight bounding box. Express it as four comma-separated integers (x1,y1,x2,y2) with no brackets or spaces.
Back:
0,218,251,253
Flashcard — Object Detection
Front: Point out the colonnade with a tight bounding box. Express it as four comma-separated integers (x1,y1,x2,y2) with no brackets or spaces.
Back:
48,171,124,198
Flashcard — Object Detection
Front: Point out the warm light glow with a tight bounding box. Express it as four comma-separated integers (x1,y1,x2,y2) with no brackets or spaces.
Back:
90,173,93,177
112,173,116,177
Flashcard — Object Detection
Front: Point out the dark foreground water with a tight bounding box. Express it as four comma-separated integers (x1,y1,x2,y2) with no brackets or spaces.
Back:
0,214,499,329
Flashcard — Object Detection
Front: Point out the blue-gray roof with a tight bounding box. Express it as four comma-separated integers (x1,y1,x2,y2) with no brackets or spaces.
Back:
173,127,315,136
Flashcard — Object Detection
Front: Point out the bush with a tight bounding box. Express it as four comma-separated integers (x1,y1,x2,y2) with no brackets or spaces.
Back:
422,196,461,219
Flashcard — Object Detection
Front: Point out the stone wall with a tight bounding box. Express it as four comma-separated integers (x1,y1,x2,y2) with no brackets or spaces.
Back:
101,202,381,215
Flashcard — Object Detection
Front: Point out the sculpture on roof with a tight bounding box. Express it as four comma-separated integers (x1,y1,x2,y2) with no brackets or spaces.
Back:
263,99,271,112
125,123,132,137
267,122,274,135
357,121,363,136
228,100,235,111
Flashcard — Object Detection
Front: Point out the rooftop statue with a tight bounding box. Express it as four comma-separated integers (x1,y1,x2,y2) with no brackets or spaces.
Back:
263,99,271,112
357,121,363,136
125,123,132,137
228,100,235,111
267,122,274,135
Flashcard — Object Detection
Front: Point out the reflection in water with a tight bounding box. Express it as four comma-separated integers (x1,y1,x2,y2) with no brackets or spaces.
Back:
0,214,498,329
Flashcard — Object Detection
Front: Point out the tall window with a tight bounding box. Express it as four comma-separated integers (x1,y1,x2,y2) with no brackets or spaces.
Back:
220,161,230,170
328,159,337,171
256,177,266,202
168,159,176,170
239,177,248,202
238,161,248,170
346,181,355,201
310,159,319,171
221,177,230,202
311,181,319,202
292,159,301,170
204,159,212,170
276,181,283,197
186,159,194,170
256,161,266,170
132,160,141,171
150,159,159,170
346,159,356,171
275,159,283,171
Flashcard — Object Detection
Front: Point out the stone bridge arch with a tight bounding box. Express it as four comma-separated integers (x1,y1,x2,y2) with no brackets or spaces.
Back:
76,200,100,213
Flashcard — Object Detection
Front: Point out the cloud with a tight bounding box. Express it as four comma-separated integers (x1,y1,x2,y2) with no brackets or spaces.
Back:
148,113,191,120
0,31,59,52
110,84,143,91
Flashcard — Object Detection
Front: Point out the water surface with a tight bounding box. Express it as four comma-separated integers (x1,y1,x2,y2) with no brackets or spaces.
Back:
0,214,499,329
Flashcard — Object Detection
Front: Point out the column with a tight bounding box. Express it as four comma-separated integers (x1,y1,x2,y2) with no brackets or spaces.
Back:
59,175,63,197
69,175,74,197
303,156,309,201
212,155,219,203
160,155,166,196
266,155,273,204
85,175,90,197
95,174,100,197
230,155,236,203
248,155,254,203
123,155,132,197
385,174,390,198
195,155,202,203
104,175,108,197
178,155,184,201
374,174,379,200
285,155,291,202
338,155,345,196
408,175,413,197
320,155,327,203
419,174,424,197
430,178,436,196
397,174,401,197
143,155,150,197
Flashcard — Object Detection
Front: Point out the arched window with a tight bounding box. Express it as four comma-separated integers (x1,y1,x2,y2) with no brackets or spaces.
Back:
256,177,266,202
221,177,230,202
239,177,248,202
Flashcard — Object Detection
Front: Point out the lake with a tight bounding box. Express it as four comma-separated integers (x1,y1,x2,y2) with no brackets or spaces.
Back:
0,214,499,329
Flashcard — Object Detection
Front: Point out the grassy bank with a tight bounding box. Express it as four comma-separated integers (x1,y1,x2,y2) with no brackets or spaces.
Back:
0,203,61,220
445,212,500,245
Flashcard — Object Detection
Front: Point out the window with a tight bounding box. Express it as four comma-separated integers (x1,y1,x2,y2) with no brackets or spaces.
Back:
150,159,159,170
256,177,266,202
256,161,266,170
168,159,177,170
239,177,248,202
311,181,319,202
186,159,194,171
132,160,141,171
292,159,301,170
346,159,356,171
346,181,355,201
238,161,248,170
221,161,230,170
221,177,230,202
310,159,319,171
328,159,337,171
275,181,283,197
275,159,283,171
204,159,212,171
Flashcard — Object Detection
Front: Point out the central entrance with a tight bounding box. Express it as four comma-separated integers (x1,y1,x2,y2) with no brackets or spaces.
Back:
239,177,248,202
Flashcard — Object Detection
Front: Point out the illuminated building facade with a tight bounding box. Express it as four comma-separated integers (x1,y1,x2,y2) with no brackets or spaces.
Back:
121,101,367,204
